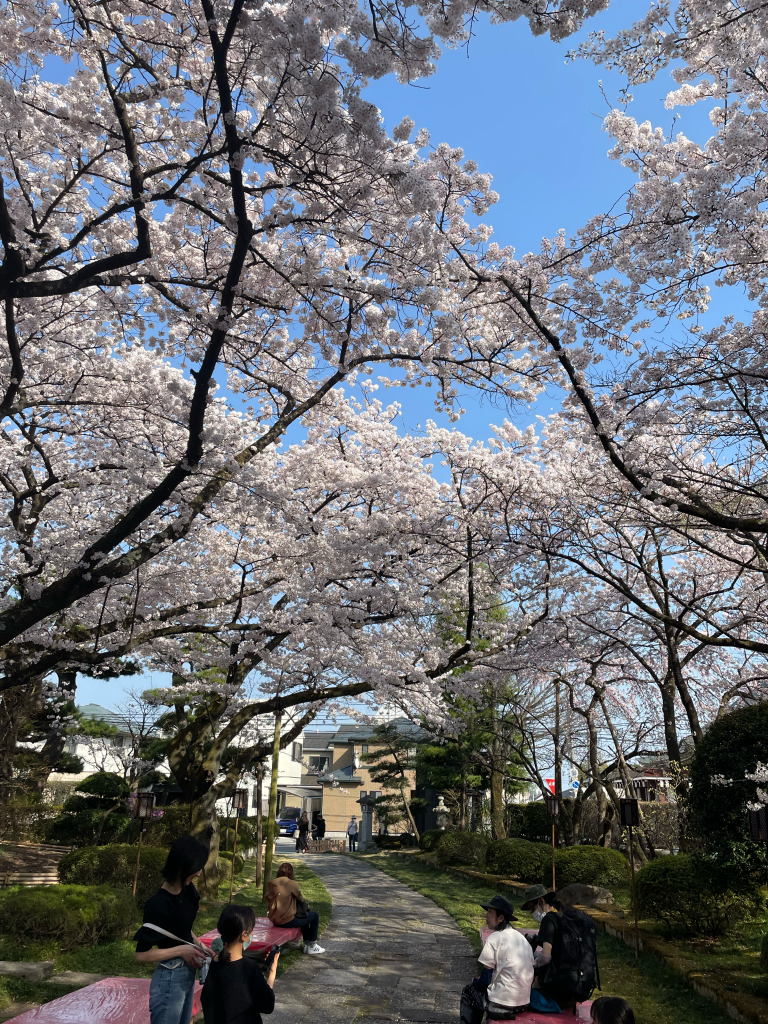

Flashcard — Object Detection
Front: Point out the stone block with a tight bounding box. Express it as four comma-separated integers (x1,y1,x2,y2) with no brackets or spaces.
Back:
556,883,615,908
0,961,55,982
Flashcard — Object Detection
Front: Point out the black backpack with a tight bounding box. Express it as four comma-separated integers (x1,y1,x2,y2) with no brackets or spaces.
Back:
543,909,600,1002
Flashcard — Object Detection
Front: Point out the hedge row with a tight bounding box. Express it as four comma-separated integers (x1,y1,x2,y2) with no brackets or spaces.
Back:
636,853,763,936
0,885,135,949
420,830,631,889
58,844,168,906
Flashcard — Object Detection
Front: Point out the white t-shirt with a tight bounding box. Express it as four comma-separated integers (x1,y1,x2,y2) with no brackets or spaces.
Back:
478,926,534,1009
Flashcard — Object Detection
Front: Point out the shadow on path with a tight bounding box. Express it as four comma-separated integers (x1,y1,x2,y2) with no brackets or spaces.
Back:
271,854,475,1024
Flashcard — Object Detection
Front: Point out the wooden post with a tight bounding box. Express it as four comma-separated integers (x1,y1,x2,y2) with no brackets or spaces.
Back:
629,822,640,957
262,713,281,899
551,821,556,893
229,814,240,903
133,829,143,898
255,761,264,887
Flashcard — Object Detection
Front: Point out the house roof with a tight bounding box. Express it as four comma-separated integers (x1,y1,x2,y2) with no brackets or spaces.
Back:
77,703,131,732
304,718,423,747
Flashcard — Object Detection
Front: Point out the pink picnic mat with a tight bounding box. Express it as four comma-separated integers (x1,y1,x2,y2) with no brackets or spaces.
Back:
489,1001,593,1024
198,916,301,954
5,977,203,1024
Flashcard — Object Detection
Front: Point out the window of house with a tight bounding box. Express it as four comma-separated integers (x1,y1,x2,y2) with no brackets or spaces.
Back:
307,756,329,773
361,744,369,753
291,742,303,762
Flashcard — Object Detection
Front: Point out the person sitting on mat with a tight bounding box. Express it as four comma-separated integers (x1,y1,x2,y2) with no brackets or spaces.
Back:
473,895,533,1020
267,862,325,956
520,884,599,1011
591,997,635,1024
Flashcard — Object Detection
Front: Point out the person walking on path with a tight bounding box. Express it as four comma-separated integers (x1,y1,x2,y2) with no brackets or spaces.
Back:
201,904,277,1024
313,812,326,840
472,895,533,1020
267,862,325,955
346,815,358,852
134,836,211,1024
295,811,310,853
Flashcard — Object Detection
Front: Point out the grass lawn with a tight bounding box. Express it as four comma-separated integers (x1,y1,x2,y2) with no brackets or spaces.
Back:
0,855,330,988
359,852,743,1024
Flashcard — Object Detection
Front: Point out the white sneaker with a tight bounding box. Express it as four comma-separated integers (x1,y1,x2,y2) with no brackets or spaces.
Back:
304,942,325,955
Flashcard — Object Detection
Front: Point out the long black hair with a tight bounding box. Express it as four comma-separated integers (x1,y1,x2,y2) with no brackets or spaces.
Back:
591,997,636,1024
161,835,209,883
216,904,256,963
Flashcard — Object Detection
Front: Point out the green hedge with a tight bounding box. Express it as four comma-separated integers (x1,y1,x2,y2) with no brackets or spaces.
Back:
419,829,444,852
218,851,244,875
761,932,768,971
554,845,630,889
485,838,550,882
434,830,490,867
636,853,762,936
0,885,135,949
58,844,167,905
505,802,552,844
45,808,134,847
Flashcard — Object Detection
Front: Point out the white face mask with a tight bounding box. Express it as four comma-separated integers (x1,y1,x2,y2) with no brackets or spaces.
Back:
243,934,252,949
532,909,545,923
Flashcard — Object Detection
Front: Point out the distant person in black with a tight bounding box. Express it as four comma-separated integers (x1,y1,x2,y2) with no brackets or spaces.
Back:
295,811,310,853
202,904,277,1024
313,813,326,840
135,835,211,1024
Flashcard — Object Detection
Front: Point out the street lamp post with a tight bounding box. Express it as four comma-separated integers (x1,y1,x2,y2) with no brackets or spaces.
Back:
545,794,558,893
229,788,249,903
620,797,640,958
133,792,156,897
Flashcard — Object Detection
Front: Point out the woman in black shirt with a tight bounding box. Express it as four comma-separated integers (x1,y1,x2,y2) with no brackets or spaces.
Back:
135,835,210,1024
296,811,310,853
201,904,278,1024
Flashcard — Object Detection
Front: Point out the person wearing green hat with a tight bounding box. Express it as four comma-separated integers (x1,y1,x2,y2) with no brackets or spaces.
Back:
469,895,533,1020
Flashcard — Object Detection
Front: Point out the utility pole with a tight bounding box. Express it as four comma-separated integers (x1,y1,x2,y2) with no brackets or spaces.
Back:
255,761,264,888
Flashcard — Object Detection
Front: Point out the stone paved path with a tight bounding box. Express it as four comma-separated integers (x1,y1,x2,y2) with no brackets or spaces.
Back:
270,855,476,1024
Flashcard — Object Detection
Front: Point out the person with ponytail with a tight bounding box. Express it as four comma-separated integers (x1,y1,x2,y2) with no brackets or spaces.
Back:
201,904,277,1024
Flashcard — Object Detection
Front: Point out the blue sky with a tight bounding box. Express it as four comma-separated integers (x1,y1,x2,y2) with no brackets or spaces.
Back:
78,1,740,710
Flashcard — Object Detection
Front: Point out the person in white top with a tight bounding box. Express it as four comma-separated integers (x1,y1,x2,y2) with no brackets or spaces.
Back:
346,816,359,852
475,895,534,1018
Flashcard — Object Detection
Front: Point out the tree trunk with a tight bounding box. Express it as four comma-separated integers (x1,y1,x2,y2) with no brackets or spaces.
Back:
459,764,468,832
262,714,281,899
554,677,562,846
190,787,221,898
586,704,610,846
0,680,42,833
399,778,420,840
33,670,77,794
667,636,703,745
490,734,506,840
255,761,263,888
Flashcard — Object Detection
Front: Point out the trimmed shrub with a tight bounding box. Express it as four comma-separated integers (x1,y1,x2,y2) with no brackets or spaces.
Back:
434,829,489,867
45,808,133,847
58,844,167,905
0,885,135,949
555,846,630,889
143,805,193,847
219,817,257,853
485,838,550,882
373,835,402,850
218,851,244,875
419,829,444,853
688,702,768,877
636,853,762,936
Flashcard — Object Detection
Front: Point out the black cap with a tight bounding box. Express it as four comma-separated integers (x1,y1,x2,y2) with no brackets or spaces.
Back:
479,894,518,921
